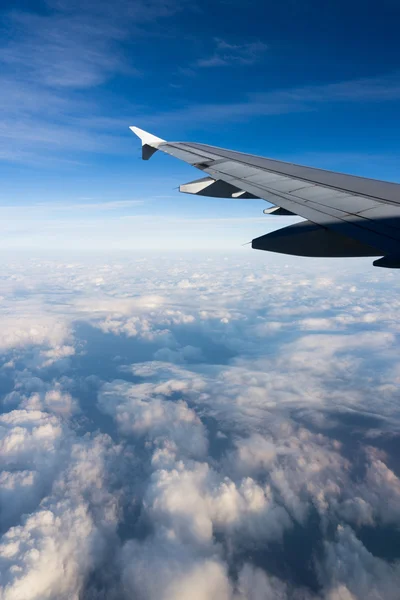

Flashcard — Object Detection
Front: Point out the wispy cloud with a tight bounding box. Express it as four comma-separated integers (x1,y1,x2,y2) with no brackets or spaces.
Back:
2,70,400,165
1,0,399,169
0,0,184,164
195,38,268,68
145,72,400,126
1,0,185,90
2,11,126,91
250,72,400,104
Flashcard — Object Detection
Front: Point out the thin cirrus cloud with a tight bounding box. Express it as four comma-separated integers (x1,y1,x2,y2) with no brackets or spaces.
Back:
1,0,400,165
0,0,186,163
145,72,400,126
195,38,268,68
2,72,400,166
1,0,184,90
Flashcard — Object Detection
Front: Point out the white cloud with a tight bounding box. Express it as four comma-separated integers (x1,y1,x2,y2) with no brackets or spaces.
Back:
122,538,232,600
0,255,400,599
0,409,65,468
234,564,290,600
0,404,119,599
99,379,209,459
0,316,72,354
0,507,97,600
322,525,400,600
23,388,78,417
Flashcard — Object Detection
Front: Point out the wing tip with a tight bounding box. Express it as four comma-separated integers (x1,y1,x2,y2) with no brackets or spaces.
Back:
129,126,165,147
129,126,166,160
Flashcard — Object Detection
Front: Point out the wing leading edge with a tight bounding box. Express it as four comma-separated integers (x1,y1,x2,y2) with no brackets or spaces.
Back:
130,126,400,268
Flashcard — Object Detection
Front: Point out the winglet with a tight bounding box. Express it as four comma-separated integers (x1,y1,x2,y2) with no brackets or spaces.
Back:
129,126,165,160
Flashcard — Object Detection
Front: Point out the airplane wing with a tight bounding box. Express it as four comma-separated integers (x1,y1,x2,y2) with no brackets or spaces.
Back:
130,126,400,268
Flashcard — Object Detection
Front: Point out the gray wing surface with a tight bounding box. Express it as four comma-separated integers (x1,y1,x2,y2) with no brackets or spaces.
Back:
130,126,400,268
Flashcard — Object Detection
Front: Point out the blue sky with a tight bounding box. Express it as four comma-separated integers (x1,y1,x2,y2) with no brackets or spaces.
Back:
1,0,400,250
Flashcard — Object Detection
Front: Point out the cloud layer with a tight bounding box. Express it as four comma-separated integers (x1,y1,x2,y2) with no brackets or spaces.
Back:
0,253,400,599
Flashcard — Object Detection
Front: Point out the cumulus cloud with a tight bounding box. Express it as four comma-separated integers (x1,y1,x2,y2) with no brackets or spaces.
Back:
0,405,119,599
0,316,72,355
25,388,79,417
122,538,232,600
3,374,79,418
0,254,400,599
99,378,209,458
0,507,98,600
322,525,400,600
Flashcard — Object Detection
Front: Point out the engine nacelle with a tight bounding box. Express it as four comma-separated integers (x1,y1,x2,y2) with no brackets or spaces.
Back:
252,220,380,258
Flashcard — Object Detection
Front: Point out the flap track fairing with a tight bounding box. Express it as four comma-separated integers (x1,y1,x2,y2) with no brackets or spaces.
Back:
179,177,259,199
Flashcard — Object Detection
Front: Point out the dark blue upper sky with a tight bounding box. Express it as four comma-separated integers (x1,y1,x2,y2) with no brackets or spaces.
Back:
1,0,400,250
